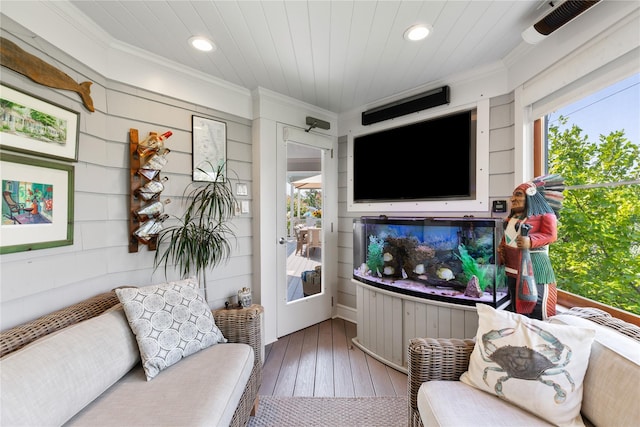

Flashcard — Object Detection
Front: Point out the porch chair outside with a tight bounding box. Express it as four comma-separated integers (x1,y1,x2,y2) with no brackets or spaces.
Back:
306,227,321,258
294,225,308,256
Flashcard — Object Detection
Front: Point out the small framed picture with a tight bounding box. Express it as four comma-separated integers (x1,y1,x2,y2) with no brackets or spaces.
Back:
0,83,80,162
192,115,226,182
1,153,74,254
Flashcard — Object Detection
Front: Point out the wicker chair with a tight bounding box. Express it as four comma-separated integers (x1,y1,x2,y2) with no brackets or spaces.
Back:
407,308,640,427
407,337,475,427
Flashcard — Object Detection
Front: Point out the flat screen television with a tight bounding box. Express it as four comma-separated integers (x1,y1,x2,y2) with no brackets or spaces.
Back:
352,109,477,204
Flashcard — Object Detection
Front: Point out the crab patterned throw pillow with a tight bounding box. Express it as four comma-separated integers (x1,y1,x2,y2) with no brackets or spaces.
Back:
461,304,595,427
116,278,226,380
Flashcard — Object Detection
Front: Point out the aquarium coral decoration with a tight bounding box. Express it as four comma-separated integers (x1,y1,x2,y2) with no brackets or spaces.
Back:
366,235,385,275
456,244,490,290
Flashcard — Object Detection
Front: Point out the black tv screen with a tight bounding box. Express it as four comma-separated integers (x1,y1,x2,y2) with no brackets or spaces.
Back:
353,109,476,203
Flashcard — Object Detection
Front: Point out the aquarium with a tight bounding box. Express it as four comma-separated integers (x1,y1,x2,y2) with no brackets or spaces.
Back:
353,216,509,307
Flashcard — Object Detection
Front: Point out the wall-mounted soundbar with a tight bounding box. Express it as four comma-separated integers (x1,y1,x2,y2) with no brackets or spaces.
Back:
361,85,450,125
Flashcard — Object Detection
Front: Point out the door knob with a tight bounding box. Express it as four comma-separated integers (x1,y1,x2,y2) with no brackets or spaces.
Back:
279,237,286,244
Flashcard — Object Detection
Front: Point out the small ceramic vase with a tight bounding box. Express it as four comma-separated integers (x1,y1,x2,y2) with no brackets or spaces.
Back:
238,287,252,308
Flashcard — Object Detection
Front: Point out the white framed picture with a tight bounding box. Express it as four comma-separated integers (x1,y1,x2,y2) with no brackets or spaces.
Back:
192,115,226,182
0,84,79,162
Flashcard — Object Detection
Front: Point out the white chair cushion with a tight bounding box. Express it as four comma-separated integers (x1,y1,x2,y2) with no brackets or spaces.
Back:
418,381,553,427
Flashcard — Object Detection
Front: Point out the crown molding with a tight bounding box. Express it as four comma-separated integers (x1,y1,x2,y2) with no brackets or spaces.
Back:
2,0,253,118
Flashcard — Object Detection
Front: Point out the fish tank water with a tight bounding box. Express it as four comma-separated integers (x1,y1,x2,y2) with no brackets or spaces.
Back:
353,216,509,308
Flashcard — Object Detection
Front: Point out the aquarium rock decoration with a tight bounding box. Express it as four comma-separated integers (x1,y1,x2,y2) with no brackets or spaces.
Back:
382,236,437,280
464,275,483,298
413,245,436,275
382,236,416,278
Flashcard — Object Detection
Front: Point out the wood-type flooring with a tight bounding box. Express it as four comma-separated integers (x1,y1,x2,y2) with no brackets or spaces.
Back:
259,318,407,398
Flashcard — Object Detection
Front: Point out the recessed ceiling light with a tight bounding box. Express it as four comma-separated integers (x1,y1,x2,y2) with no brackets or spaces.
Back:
189,36,215,52
404,24,431,41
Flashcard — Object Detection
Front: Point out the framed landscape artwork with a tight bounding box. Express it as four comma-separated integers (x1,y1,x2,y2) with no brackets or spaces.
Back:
192,115,226,182
0,83,80,162
1,153,74,254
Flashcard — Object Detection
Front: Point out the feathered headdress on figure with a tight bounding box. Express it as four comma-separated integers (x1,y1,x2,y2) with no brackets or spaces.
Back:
515,174,565,218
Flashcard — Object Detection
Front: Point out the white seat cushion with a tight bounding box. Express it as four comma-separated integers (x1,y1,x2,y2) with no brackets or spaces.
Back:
418,381,553,427
66,343,254,427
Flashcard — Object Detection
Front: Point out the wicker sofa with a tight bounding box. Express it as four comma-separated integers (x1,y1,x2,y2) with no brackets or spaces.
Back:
0,290,262,427
408,307,640,427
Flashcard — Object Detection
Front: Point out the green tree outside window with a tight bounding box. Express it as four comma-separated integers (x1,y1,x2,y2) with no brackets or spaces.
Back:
547,116,640,315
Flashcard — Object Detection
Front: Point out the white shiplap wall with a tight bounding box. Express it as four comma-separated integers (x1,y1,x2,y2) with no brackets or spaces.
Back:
0,27,253,330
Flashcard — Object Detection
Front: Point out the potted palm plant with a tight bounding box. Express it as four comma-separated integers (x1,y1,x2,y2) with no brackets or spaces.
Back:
153,163,237,300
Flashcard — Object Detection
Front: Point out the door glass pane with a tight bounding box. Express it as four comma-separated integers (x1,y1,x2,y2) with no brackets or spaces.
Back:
286,141,322,302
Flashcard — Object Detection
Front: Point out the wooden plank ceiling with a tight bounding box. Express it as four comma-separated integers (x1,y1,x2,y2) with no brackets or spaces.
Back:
68,1,560,113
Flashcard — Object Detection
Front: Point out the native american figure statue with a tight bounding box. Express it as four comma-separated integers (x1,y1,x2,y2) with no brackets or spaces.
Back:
498,174,565,320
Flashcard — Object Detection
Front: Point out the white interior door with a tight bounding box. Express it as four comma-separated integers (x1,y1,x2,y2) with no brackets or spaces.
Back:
276,124,336,337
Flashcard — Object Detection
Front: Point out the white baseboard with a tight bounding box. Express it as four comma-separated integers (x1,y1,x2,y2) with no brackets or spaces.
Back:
334,303,357,324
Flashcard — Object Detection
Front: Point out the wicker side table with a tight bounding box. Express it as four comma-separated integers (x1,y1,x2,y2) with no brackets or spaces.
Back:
213,304,264,420
213,304,264,365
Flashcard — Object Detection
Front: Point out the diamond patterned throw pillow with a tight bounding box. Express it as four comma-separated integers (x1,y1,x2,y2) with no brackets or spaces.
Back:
115,278,226,380
460,304,595,427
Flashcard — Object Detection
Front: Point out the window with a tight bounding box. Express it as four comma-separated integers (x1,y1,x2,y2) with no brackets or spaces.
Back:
542,73,639,316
